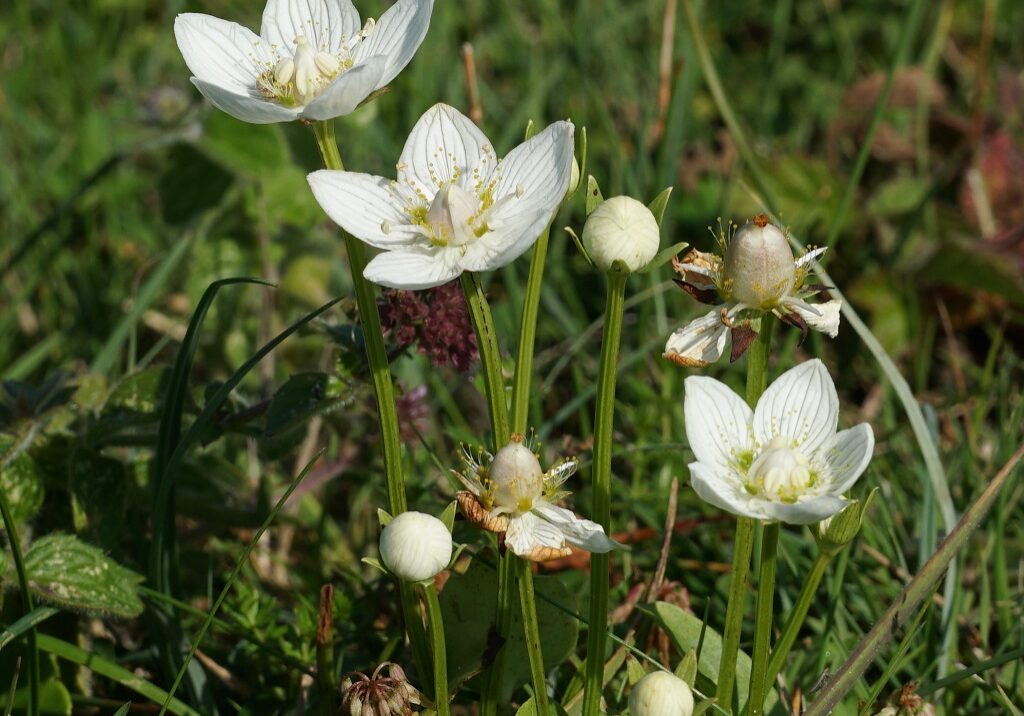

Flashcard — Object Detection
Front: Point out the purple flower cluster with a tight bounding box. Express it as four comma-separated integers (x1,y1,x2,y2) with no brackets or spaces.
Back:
378,280,479,372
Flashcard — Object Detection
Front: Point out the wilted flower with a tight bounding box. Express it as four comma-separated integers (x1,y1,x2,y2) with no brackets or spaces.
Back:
308,104,575,289
174,0,433,124
582,196,661,274
629,671,695,716
378,511,452,582
455,434,620,561
340,662,419,716
664,215,840,367
684,360,874,524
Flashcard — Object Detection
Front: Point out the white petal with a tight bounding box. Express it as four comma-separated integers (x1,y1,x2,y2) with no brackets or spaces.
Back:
821,423,874,494
532,502,620,554
689,462,768,520
759,495,848,525
300,54,387,119
175,14,273,93
505,511,567,558
683,374,754,473
191,78,299,124
398,103,493,198
363,248,462,290
792,299,841,338
754,359,838,453
457,208,550,272
353,0,434,87
664,309,729,367
307,169,419,247
794,246,827,270
260,0,361,57
489,121,575,226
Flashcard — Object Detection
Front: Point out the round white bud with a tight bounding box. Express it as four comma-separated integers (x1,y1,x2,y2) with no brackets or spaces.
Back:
629,671,695,716
379,511,452,582
722,215,796,309
582,196,661,273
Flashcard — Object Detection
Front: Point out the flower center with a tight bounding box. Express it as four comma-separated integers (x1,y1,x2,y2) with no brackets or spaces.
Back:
427,183,483,247
746,436,815,502
258,35,352,106
486,442,544,515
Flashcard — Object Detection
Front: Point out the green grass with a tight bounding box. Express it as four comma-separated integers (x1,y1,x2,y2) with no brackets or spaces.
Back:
2,0,1024,714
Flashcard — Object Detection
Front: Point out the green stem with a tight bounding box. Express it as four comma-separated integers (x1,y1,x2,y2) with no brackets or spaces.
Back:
518,559,551,714
747,523,780,716
461,272,510,445
481,553,516,716
718,315,775,713
0,488,38,716
311,120,431,688
582,271,628,716
510,228,550,434
422,583,451,716
764,552,830,689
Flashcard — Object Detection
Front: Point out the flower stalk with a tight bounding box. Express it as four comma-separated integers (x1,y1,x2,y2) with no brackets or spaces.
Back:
518,558,551,714
511,227,550,434
422,583,451,716
747,522,780,716
764,552,830,689
311,119,431,688
582,271,628,716
460,272,510,445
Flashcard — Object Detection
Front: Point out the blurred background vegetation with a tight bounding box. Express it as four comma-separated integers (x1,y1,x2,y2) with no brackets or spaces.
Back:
1,0,1023,713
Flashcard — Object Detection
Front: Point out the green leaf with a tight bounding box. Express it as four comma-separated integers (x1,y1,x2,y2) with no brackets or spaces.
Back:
24,535,144,618
642,601,776,713
106,368,168,414
377,508,394,527
565,227,593,265
439,501,457,532
11,679,72,716
515,696,569,716
261,372,352,460
440,560,578,700
626,654,647,685
0,434,44,523
676,648,699,687
585,175,604,215
637,241,689,275
0,606,59,649
867,175,930,217
647,186,674,226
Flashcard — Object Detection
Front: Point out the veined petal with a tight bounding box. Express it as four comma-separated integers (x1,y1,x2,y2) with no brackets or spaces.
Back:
821,423,874,494
191,78,299,124
307,169,420,247
489,121,575,226
457,208,550,273
664,309,729,367
260,0,361,57
792,298,841,338
759,494,848,525
363,247,462,290
353,0,434,87
683,374,754,472
398,103,494,198
754,359,838,453
532,502,620,554
689,462,767,520
175,14,274,93
505,511,570,561
300,54,387,119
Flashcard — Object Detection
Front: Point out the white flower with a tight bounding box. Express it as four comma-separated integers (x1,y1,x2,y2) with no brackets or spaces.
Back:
683,360,874,524
629,671,695,716
174,0,433,124
455,435,620,562
583,196,661,274
378,511,452,582
308,104,575,289
664,215,841,367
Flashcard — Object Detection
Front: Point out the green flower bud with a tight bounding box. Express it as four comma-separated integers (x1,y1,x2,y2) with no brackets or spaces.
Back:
582,196,661,274
816,489,877,554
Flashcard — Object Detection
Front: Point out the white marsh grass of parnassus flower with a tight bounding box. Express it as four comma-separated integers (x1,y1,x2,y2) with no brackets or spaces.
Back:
683,359,874,524
307,104,575,289
174,0,433,124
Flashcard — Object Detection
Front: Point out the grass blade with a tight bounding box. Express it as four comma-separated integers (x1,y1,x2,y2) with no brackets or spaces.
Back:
0,607,58,651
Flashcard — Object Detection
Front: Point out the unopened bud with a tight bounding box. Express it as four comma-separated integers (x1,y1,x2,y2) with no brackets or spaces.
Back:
816,489,876,554
629,671,695,716
379,511,452,582
722,215,795,309
582,196,661,274
567,156,581,196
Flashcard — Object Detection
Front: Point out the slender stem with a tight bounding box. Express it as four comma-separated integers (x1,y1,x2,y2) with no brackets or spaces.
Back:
422,583,451,716
316,585,337,716
0,489,38,716
481,553,516,716
747,523,780,716
311,120,431,687
461,272,510,445
511,228,550,434
718,314,776,713
582,271,628,716
764,552,830,689
518,559,551,714
716,517,755,714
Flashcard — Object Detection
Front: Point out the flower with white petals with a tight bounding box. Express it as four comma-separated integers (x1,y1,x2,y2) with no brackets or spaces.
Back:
308,104,575,289
684,360,874,524
664,214,841,367
454,434,620,562
174,0,433,124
